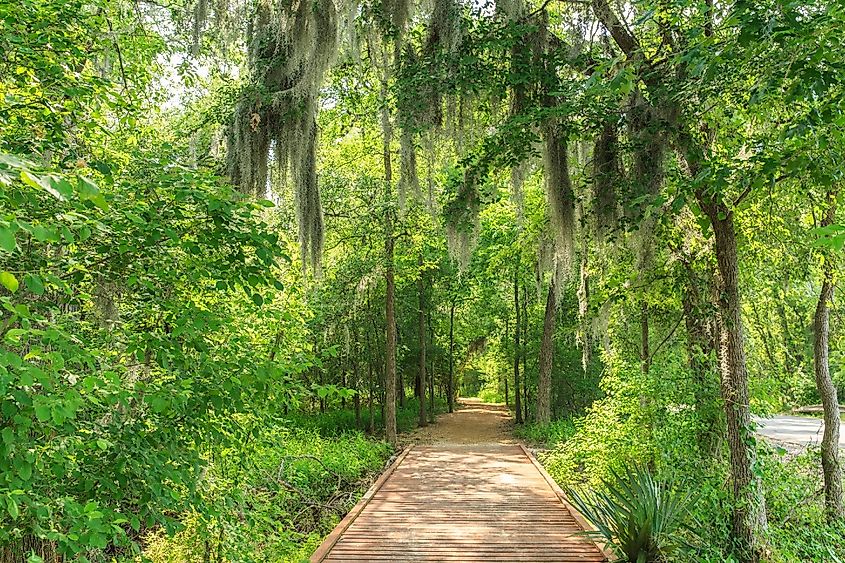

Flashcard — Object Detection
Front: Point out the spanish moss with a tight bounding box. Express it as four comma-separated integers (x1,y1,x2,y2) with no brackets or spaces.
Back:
228,0,341,273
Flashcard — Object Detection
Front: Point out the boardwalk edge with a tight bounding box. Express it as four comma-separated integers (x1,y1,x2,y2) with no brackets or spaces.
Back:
310,445,414,563
518,444,617,562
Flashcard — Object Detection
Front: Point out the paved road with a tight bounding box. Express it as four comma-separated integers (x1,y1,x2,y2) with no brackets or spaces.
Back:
754,415,845,447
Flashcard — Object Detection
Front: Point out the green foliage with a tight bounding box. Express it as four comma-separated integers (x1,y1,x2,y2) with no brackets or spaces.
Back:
283,397,445,437
0,153,303,558
477,386,503,404
513,419,575,448
566,466,696,563
142,420,393,562
5,0,845,561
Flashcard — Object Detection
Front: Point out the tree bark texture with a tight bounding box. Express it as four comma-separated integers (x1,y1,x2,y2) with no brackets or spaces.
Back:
381,46,397,445
814,188,843,521
537,280,557,424
418,255,427,427
702,197,767,562
514,271,524,423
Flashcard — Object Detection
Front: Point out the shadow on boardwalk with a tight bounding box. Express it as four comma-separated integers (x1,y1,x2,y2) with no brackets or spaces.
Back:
311,398,610,562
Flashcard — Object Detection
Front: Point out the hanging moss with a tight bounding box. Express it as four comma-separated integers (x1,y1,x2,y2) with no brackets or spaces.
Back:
542,123,575,281
192,0,208,53
295,121,324,274
379,0,413,34
227,0,342,274
443,167,481,269
398,127,421,210
592,121,620,235
394,0,465,211
427,0,462,55
495,0,524,19
625,90,666,273
510,160,528,225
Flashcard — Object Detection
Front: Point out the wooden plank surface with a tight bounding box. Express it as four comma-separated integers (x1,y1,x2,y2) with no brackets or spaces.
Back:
311,444,608,562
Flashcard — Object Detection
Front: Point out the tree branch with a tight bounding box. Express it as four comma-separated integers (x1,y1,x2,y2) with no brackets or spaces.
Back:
590,0,640,58
647,314,683,363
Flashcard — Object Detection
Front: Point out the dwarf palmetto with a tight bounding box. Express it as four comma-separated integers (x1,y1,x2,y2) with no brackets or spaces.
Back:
565,466,697,563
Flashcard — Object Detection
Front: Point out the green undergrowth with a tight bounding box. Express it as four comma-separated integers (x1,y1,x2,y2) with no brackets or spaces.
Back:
532,417,845,561
141,423,391,563
141,397,442,562
513,419,576,448
283,397,446,437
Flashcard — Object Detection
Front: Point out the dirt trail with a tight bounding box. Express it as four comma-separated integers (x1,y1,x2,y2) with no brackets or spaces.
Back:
405,398,515,446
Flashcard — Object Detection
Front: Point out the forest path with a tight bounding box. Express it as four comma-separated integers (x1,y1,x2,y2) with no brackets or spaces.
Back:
407,397,516,445
311,399,609,562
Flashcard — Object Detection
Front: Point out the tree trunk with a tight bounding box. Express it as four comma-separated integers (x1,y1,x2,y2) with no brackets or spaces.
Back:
504,317,510,406
399,370,406,406
523,283,529,423
814,187,844,521
381,48,397,446
429,371,435,422
681,261,722,453
537,280,556,424
352,335,362,428
341,361,347,410
429,307,435,423
418,254,427,427
366,297,376,434
641,301,650,374
514,270,524,423
448,298,456,413
701,196,767,562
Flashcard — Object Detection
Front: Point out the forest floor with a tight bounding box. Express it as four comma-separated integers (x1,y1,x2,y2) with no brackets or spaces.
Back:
405,398,516,445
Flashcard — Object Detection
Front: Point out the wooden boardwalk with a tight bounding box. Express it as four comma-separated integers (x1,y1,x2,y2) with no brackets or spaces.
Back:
311,444,610,562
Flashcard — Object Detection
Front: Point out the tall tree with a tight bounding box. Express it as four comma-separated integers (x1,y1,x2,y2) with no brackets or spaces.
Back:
418,252,428,427
514,268,524,423
537,280,556,424
380,42,398,446
814,187,844,521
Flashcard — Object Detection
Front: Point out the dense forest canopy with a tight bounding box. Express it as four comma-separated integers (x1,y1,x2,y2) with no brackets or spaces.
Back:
1,0,845,561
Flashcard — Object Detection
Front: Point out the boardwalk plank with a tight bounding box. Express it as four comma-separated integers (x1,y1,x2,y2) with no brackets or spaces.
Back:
311,444,610,562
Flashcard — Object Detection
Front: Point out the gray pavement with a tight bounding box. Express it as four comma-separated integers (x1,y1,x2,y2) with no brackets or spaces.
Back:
754,415,845,447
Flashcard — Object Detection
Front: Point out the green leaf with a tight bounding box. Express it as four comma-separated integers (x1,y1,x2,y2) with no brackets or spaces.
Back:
251,293,264,306
7,496,19,520
78,177,109,211
17,462,32,481
34,400,51,422
47,176,74,200
24,274,44,295
21,170,55,199
0,227,15,253
0,271,19,293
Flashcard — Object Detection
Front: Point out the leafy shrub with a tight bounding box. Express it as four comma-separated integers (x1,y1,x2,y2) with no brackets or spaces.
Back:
478,386,503,404
0,154,305,559
142,422,393,562
514,419,576,448
566,466,696,563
